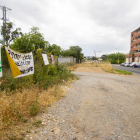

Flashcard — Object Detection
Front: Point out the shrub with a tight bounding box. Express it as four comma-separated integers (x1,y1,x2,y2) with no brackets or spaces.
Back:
29,101,40,116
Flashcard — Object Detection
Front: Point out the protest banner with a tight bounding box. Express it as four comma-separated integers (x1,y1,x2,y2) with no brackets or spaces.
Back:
0,46,2,77
51,55,55,66
5,47,34,78
42,54,49,65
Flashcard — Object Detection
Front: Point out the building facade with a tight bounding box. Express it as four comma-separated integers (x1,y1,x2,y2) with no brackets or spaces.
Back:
125,27,140,63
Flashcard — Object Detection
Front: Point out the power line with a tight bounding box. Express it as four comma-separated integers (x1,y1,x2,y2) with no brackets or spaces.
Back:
106,22,140,49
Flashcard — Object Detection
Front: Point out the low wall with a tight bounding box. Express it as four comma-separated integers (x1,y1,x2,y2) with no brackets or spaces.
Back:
58,56,75,64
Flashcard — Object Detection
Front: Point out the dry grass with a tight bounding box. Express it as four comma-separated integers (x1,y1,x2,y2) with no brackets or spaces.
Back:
99,63,116,73
69,61,132,75
0,81,72,140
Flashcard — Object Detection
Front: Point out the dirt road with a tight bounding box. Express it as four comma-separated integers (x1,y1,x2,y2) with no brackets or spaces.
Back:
25,70,140,140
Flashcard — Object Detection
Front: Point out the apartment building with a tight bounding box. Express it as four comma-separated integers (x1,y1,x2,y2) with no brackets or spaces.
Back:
125,27,140,62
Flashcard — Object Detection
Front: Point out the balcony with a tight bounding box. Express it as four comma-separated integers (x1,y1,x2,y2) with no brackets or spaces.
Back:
131,46,140,51
131,39,140,45
133,32,140,38
133,52,140,57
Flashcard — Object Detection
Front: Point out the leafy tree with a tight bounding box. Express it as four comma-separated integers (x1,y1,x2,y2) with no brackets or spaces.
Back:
1,22,22,47
0,22,22,68
70,46,82,61
45,44,61,56
10,27,49,53
61,46,83,62
107,53,125,64
101,54,108,61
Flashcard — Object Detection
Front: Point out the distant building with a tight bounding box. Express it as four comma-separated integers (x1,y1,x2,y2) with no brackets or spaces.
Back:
125,27,140,62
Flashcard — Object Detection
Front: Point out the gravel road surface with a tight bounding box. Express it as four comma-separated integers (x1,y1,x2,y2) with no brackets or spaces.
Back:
25,71,140,140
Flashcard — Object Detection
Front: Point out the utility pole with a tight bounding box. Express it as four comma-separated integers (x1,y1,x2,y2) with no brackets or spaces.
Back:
94,50,102,62
0,5,11,46
116,48,119,64
94,50,96,57
0,5,11,23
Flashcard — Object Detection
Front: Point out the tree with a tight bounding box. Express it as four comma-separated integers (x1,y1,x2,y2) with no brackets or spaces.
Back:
107,53,125,64
70,46,82,61
1,22,22,47
61,46,83,62
45,44,61,56
91,56,98,61
0,22,22,68
101,54,108,61
10,27,49,53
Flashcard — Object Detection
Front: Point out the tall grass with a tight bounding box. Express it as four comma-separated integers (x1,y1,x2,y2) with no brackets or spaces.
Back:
0,84,70,139
0,63,76,139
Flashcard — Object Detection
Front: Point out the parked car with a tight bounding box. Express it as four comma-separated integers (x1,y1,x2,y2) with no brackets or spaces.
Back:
131,62,140,67
120,62,126,66
129,63,133,67
124,62,132,67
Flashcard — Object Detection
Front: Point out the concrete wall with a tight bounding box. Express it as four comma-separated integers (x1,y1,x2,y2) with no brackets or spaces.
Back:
58,56,75,64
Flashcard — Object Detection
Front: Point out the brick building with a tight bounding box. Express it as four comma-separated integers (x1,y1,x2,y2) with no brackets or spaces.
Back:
125,27,140,62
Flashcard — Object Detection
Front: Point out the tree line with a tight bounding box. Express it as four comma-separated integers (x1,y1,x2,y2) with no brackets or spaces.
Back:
91,53,125,64
0,22,84,68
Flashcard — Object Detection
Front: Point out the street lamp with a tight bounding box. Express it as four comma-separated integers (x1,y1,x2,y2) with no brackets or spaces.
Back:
116,48,119,64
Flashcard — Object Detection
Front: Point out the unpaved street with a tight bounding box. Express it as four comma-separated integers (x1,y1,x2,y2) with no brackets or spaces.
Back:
26,70,140,140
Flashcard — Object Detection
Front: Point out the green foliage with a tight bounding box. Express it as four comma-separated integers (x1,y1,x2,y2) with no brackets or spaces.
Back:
10,27,49,53
32,120,42,127
7,135,17,140
107,53,125,64
45,44,61,56
1,22,22,47
61,49,72,56
101,54,108,60
114,69,132,75
61,46,83,62
0,48,75,92
29,101,40,116
0,70,33,93
1,46,10,68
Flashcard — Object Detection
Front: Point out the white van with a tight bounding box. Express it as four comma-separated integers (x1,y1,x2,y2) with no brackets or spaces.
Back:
131,62,140,67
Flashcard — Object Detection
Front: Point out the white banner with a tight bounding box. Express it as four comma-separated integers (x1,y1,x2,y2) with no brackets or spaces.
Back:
0,46,2,77
42,54,49,65
5,47,34,78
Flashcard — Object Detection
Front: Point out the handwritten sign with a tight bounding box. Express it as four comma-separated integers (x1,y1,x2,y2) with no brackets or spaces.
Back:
42,54,49,65
5,47,34,78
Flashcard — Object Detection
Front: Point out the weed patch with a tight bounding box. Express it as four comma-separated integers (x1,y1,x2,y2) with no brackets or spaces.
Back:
114,69,132,75
29,101,40,116
32,120,42,127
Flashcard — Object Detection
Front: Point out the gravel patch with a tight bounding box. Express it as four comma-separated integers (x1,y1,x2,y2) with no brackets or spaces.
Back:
25,71,140,140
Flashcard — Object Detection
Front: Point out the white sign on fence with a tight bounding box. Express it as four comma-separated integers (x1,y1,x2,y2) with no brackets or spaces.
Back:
42,54,49,65
5,47,34,78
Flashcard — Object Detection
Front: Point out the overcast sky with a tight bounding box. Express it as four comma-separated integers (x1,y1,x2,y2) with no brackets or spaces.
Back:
1,0,140,57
